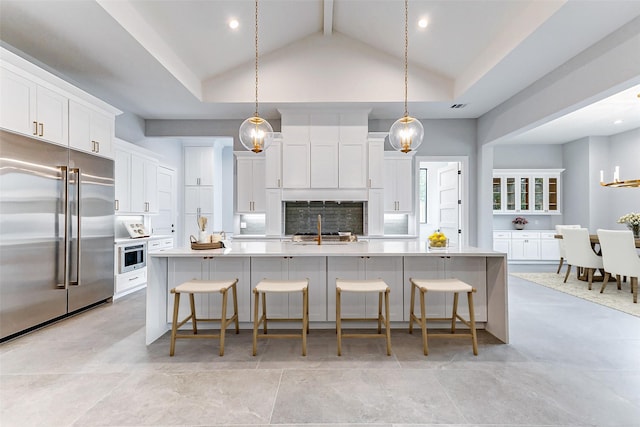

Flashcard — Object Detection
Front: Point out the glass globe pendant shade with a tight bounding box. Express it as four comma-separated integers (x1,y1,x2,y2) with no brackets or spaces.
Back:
389,115,424,153
239,115,273,153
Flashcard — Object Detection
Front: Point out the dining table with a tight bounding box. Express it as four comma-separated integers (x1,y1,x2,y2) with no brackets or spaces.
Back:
554,234,640,248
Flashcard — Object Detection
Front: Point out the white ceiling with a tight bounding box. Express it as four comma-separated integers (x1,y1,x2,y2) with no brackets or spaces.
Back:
1,0,639,144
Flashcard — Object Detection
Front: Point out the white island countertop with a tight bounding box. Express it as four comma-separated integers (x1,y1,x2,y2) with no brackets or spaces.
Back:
150,240,504,258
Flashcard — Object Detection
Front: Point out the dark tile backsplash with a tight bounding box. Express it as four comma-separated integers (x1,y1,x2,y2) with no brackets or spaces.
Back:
285,201,364,235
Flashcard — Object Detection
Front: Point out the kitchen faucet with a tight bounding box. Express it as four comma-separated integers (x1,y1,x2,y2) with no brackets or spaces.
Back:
316,214,322,245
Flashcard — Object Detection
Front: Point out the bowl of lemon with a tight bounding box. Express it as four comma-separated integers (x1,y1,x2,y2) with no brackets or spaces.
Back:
428,231,448,250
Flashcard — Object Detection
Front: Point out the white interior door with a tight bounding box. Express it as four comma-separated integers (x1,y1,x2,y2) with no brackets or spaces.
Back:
155,166,177,237
438,163,461,247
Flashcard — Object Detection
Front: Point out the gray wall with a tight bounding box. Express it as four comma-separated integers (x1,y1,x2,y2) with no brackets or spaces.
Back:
493,144,563,169
606,128,640,226
115,111,146,143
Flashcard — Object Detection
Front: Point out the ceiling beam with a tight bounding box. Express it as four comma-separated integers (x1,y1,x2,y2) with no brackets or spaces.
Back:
324,0,334,36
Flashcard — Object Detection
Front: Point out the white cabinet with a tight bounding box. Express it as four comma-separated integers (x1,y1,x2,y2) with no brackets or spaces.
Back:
339,139,367,188
265,189,282,236
250,256,327,321
235,155,265,213
493,230,559,261
368,189,384,236
114,141,159,214
167,257,251,323
0,67,68,146
184,146,214,186
282,140,310,188
511,233,541,260
367,135,385,189
540,232,560,261
492,231,511,259
69,100,114,158
311,140,339,188
404,256,487,322
184,186,214,238
327,256,404,321
148,237,174,252
384,154,413,212
493,169,563,214
130,155,158,214
264,138,282,188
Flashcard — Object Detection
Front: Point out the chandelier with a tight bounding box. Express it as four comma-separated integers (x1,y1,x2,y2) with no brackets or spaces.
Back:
239,0,272,153
389,0,424,153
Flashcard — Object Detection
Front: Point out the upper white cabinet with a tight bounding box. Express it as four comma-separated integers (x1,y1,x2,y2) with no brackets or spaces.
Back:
367,133,385,189
235,154,265,213
264,138,282,188
280,111,369,190
384,153,413,212
1,48,119,151
0,67,68,146
184,146,214,186
493,169,563,214
114,139,159,214
69,100,114,158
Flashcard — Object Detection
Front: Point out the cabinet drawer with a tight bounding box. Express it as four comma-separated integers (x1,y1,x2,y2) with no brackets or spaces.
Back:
148,238,174,252
540,232,556,239
116,268,147,294
511,232,540,239
493,232,511,239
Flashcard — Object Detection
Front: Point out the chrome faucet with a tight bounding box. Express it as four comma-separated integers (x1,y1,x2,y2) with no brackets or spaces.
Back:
316,214,322,245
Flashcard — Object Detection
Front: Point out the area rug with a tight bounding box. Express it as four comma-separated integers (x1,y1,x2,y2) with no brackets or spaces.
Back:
511,272,640,317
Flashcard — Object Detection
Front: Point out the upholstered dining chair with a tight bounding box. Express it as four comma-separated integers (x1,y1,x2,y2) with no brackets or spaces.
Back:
597,229,640,304
555,224,581,274
562,228,604,290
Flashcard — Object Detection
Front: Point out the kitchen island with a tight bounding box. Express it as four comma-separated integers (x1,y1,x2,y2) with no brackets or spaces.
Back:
147,241,508,345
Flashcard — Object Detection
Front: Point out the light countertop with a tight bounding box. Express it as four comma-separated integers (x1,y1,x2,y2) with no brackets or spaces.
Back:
114,235,174,245
149,240,503,258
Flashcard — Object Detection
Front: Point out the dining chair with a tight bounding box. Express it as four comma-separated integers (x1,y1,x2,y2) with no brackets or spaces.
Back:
555,224,581,274
596,229,640,303
562,228,604,290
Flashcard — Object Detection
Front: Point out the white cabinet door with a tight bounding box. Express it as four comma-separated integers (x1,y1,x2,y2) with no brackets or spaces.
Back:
35,85,68,146
540,236,560,260
184,146,214,186
368,189,384,236
0,67,36,136
130,155,158,213
265,189,282,236
311,140,338,188
207,258,251,322
368,138,384,189
511,239,540,260
384,157,413,213
339,140,367,188
69,101,113,158
493,239,511,258
114,149,131,213
185,187,214,214
288,257,327,321
236,157,265,213
250,257,289,318
282,141,310,188
403,256,447,319
144,159,158,213
264,139,282,188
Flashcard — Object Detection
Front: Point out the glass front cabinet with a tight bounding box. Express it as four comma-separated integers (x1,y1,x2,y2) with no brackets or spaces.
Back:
492,169,563,214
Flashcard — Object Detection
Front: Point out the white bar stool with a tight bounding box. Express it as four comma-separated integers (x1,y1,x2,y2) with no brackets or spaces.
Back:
252,279,309,356
409,278,478,356
169,278,239,357
336,278,391,356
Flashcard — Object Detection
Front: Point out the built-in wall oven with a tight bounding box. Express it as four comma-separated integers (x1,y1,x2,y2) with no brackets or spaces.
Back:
119,242,146,274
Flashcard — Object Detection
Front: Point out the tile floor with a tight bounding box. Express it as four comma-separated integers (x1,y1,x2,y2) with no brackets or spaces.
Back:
1,264,639,426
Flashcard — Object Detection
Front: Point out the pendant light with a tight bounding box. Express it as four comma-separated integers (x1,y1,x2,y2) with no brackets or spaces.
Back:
239,0,273,153
389,0,424,153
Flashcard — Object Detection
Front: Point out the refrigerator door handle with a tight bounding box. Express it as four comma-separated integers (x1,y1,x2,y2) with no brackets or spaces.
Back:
58,166,69,289
71,167,81,286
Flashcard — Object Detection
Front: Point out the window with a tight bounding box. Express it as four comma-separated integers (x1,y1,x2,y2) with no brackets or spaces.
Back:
419,167,427,223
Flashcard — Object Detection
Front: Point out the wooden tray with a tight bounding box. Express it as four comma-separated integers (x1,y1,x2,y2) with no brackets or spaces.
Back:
189,236,224,250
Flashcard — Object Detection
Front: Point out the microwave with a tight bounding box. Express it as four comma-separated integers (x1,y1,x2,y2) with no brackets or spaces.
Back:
119,242,146,273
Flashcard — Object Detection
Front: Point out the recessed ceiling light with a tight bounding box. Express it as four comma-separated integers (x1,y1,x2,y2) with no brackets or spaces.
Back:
229,19,239,30
418,18,428,29
614,119,623,124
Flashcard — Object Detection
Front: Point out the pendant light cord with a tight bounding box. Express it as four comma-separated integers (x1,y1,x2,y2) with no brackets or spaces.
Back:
254,0,259,117
404,0,409,118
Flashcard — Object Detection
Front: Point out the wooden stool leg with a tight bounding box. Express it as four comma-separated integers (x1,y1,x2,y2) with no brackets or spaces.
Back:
420,289,428,356
616,274,622,290
262,293,268,334
556,257,564,274
384,288,391,356
467,291,478,356
302,288,308,356
189,293,197,334
377,292,383,334
252,289,259,356
587,268,594,290
232,282,240,333
632,277,638,304
336,287,342,356
451,292,459,334
170,292,180,356
219,289,228,357
409,281,416,334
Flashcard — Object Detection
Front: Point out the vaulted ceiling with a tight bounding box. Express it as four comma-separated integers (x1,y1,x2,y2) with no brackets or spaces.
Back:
1,0,639,143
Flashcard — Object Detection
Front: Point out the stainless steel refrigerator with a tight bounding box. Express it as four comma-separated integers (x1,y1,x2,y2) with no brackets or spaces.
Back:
0,129,114,340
